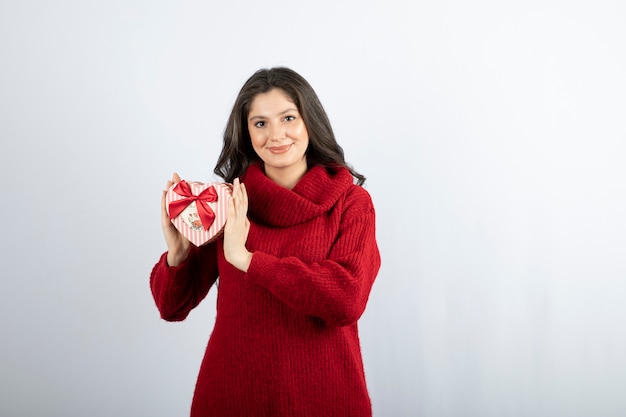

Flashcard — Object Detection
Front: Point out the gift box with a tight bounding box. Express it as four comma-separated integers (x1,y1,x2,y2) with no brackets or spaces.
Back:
165,180,232,246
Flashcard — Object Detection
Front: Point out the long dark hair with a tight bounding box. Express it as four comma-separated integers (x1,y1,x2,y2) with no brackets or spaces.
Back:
213,67,366,185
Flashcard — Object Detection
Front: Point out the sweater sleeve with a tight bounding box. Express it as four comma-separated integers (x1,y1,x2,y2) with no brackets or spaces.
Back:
149,242,219,321
245,188,381,327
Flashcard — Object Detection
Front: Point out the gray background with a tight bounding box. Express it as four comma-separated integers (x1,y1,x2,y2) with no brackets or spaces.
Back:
1,1,625,416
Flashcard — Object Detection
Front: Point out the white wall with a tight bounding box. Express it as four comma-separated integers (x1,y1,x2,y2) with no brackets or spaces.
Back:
1,1,625,416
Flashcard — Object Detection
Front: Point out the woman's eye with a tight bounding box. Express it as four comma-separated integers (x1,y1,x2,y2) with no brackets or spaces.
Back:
254,121,265,128
284,115,295,122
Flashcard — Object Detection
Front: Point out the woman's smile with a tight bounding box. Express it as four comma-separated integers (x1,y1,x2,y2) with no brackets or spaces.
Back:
268,143,294,154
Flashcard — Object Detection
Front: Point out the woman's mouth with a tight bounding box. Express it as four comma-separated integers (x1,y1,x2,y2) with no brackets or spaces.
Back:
268,144,293,154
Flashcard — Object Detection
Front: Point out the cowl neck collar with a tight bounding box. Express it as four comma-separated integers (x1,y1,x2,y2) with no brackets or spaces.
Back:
241,162,354,227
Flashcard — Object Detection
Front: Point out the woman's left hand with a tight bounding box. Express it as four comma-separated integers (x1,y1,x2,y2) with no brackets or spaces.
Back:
223,178,253,272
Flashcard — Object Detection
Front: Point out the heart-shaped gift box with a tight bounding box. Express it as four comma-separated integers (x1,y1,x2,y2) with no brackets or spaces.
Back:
165,180,232,247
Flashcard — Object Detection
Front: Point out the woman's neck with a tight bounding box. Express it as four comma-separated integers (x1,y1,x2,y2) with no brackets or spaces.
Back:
264,160,308,190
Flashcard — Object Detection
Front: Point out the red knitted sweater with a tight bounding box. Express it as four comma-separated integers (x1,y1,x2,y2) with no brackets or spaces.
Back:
150,163,381,417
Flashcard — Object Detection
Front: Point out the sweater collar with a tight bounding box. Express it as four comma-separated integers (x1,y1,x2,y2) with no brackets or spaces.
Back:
241,162,354,227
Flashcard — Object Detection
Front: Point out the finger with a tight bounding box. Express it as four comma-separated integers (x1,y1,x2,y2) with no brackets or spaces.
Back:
163,178,172,219
162,190,177,225
230,186,237,212
235,184,245,216
238,185,247,215
241,183,248,211
227,192,236,220
173,172,181,183
161,190,168,221
232,178,243,210
232,178,240,201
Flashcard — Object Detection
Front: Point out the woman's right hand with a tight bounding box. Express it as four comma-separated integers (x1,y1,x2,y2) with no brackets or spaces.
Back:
161,172,191,267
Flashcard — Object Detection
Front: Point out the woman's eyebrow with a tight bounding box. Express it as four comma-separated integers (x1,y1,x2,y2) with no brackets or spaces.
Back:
249,107,298,121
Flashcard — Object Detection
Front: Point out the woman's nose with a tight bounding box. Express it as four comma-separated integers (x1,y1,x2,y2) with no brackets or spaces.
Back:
268,122,285,141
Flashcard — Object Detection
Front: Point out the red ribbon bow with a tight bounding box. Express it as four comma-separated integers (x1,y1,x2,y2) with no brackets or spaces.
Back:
168,181,218,230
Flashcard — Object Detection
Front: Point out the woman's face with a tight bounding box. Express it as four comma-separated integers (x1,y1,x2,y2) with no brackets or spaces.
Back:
247,88,309,175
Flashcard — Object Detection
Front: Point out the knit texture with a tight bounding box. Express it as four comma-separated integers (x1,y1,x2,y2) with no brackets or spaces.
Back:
150,163,381,417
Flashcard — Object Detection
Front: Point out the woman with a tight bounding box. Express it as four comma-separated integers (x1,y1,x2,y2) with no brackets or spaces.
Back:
150,67,381,416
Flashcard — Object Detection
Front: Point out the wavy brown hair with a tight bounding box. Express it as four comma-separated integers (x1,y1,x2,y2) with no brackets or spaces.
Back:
213,67,365,185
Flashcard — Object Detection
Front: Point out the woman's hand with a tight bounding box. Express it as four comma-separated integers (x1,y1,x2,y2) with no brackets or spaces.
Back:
161,173,191,267
223,178,253,272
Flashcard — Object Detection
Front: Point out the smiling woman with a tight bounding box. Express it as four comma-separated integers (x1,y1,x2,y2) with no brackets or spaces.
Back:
150,67,381,417
247,89,310,189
